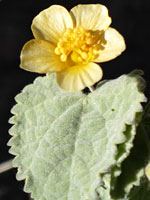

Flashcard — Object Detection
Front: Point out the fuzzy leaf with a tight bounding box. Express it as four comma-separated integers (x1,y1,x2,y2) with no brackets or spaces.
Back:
8,71,146,200
127,177,150,200
109,99,150,200
98,90,150,200
109,121,149,199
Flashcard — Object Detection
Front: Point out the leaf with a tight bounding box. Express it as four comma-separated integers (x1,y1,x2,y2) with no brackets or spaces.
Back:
109,120,149,199
127,177,150,200
98,94,150,200
125,100,150,200
96,125,138,200
93,70,146,199
8,71,146,200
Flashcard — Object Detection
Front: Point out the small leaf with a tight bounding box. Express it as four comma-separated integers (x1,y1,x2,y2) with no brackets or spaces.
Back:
8,71,146,200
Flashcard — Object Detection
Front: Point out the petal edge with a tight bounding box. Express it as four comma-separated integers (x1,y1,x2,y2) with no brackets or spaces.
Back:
56,63,103,92
32,5,73,45
94,27,126,63
70,4,111,30
20,39,67,73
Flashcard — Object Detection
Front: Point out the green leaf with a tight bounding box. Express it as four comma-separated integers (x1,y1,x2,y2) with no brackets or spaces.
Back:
96,125,138,200
125,100,150,200
127,177,150,200
8,71,146,200
109,121,149,199
98,93,150,200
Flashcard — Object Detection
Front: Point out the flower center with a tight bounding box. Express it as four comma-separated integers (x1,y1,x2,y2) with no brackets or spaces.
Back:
55,27,105,64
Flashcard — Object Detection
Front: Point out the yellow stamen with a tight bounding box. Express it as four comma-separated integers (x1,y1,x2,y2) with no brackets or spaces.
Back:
81,52,88,60
55,27,104,63
55,47,61,55
60,54,67,62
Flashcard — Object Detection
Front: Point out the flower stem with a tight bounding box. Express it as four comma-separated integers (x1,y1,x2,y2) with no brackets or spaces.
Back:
88,86,95,92
0,159,13,174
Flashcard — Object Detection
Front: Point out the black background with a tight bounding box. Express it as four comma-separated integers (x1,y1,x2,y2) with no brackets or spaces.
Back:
0,0,150,199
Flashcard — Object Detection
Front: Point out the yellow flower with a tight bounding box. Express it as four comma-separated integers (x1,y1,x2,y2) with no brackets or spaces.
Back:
20,4,126,92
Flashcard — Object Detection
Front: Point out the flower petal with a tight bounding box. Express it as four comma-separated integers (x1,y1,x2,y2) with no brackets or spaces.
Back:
70,4,111,31
31,5,73,45
94,27,126,62
56,63,103,92
20,39,67,73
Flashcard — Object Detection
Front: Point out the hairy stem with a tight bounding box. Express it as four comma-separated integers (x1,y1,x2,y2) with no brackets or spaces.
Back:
0,159,13,174
88,86,95,92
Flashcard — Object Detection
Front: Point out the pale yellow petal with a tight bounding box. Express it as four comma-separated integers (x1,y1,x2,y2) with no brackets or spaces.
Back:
56,63,103,92
70,4,111,31
20,39,67,73
94,27,126,62
31,5,73,45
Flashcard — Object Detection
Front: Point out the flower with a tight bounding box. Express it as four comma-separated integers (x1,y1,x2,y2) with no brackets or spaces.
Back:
20,4,126,92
